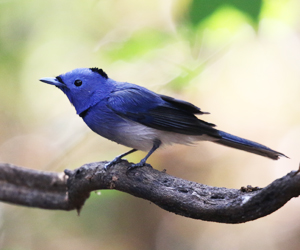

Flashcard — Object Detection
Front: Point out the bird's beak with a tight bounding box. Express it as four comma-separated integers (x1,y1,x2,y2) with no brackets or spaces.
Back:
39,77,64,87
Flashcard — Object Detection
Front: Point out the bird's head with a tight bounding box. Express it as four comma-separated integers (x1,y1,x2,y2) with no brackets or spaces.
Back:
40,67,113,115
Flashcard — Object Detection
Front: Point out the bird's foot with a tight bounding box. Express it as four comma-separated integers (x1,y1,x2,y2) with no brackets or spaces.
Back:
127,162,144,171
105,149,138,171
104,156,123,171
126,160,152,173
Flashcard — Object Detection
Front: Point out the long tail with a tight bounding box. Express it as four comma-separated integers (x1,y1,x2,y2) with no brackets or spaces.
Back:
214,131,287,160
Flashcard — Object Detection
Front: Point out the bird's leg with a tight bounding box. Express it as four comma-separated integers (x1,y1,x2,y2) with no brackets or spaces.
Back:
127,139,161,171
105,149,137,170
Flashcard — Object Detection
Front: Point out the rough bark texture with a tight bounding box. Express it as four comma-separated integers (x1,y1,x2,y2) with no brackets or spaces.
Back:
0,161,299,223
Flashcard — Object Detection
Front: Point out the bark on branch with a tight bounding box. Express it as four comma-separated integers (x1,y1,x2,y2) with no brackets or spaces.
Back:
0,161,299,223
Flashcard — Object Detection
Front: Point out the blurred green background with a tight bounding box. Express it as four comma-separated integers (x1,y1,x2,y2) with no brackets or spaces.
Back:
1,0,300,249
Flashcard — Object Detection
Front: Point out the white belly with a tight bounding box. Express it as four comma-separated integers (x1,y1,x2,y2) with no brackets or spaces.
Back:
113,119,216,151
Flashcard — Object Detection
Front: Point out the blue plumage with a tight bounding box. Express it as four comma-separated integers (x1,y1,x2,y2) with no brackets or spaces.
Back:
40,67,286,170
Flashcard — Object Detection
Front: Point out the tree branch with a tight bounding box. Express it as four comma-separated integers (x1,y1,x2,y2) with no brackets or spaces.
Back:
0,161,299,223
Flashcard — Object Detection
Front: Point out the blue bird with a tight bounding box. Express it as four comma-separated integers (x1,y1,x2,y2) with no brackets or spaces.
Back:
40,67,286,170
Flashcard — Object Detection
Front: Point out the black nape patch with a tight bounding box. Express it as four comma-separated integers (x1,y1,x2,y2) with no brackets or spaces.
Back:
56,76,64,84
90,67,108,79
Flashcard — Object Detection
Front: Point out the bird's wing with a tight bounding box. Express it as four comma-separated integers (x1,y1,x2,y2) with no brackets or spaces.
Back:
107,88,220,137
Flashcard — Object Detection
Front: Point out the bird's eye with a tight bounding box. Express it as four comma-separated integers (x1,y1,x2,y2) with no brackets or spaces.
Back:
74,79,82,87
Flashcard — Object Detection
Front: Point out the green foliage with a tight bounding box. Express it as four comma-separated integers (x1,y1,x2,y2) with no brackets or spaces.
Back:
188,0,262,27
104,29,171,62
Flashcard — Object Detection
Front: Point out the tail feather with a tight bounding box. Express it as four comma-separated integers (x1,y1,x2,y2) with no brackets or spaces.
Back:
215,131,287,160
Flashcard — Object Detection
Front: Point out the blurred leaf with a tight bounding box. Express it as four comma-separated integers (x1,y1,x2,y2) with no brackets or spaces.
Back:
104,29,170,62
167,65,203,92
188,0,262,26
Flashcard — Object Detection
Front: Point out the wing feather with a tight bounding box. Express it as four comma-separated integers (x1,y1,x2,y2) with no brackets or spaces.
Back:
107,88,220,137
